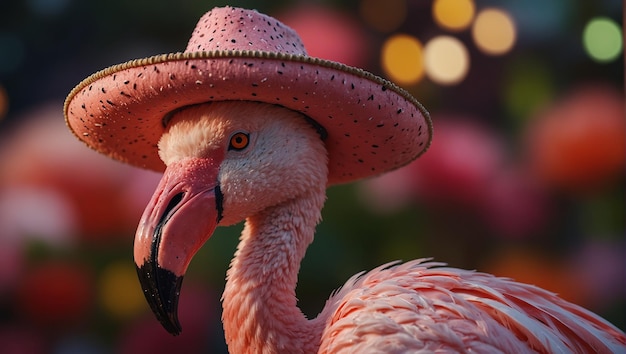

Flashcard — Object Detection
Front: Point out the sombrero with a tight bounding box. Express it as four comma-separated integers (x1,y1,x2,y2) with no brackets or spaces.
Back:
64,6,432,185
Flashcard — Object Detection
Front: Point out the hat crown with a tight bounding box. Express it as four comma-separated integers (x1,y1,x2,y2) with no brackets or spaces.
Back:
185,7,308,56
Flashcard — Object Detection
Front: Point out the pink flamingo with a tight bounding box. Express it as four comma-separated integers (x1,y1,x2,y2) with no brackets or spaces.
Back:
64,7,625,353
134,101,625,353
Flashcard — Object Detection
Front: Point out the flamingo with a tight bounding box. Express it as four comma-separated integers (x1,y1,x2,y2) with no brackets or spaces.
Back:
133,101,626,353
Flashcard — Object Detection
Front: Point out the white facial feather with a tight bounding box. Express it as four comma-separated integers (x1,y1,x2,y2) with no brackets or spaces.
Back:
158,101,329,226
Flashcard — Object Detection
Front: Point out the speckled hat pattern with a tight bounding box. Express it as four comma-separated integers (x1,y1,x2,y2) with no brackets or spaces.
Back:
64,6,432,185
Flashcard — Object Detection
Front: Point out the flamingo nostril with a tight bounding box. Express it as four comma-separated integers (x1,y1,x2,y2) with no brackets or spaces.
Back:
160,192,184,226
152,192,185,257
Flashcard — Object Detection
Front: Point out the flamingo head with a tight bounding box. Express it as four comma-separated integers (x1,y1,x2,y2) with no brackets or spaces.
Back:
134,101,328,335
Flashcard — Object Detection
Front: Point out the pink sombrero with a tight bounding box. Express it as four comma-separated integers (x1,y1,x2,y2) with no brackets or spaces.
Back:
64,6,432,185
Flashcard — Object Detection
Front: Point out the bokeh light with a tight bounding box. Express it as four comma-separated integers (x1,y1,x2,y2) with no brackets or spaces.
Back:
524,85,626,193
381,34,424,86
472,8,516,55
16,260,94,328
432,0,475,31
359,0,407,33
583,17,623,63
424,35,469,85
0,33,24,75
99,261,147,320
503,57,555,121
503,0,570,43
279,4,368,67
26,0,71,16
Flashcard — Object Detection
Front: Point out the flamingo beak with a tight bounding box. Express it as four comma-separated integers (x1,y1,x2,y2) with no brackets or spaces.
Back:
134,157,223,335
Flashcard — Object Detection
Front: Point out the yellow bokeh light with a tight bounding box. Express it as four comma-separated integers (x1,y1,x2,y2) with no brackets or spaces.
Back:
472,8,516,55
433,0,475,31
359,0,407,33
424,35,469,85
99,261,147,319
381,34,424,85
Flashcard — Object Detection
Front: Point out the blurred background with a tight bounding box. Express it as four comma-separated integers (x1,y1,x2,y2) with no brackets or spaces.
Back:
0,0,623,352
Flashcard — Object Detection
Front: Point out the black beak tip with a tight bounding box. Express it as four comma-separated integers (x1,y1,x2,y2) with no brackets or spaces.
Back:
136,263,184,336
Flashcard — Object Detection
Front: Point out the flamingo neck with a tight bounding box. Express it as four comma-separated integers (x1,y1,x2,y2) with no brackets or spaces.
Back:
222,187,328,353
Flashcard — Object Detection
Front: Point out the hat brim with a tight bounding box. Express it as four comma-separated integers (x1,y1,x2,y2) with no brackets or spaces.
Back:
64,50,431,185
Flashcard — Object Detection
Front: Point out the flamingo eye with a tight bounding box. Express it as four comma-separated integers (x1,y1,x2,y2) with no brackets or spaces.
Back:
228,132,250,151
